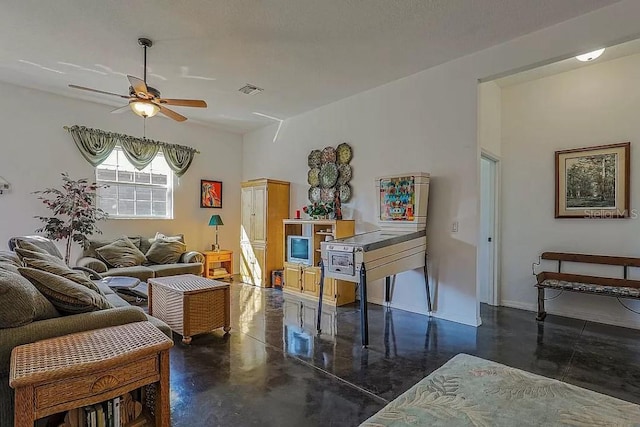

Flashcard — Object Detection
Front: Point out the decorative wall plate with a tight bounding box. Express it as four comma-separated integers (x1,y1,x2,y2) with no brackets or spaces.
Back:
321,187,336,202
321,146,337,164
319,163,338,188
308,186,321,203
307,168,320,186
308,150,322,168
339,184,352,202
336,143,353,164
337,164,352,185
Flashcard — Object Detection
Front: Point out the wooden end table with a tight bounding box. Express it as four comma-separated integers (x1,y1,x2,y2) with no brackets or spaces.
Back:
9,321,173,427
203,250,233,280
148,274,231,344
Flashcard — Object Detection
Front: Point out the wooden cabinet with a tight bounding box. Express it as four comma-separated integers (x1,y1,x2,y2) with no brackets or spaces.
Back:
240,179,290,287
282,219,356,306
203,250,233,280
302,267,321,297
284,264,302,292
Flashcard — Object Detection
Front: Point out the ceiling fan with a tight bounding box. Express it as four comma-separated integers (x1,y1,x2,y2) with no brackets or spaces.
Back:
68,38,207,122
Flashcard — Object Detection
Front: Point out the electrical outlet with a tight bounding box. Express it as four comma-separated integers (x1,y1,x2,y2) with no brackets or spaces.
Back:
451,221,459,233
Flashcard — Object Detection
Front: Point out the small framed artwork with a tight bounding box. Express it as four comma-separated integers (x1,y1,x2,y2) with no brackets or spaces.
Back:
201,180,222,208
555,142,630,218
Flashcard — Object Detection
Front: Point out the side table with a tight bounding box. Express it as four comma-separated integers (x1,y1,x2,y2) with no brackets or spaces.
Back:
203,250,233,280
148,274,231,344
9,322,173,427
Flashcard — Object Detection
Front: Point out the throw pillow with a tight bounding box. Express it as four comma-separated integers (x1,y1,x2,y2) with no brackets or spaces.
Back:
14,236,64,259
21,257,104,295
95,237,147,268
18,268,113,314
14,248,67,266
146,239,187,264
0,269,59,328
84,236,142,259
0,261,20,274
150,232,185,243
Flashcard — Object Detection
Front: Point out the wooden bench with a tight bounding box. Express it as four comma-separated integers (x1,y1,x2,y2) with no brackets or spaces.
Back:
535,252,640,321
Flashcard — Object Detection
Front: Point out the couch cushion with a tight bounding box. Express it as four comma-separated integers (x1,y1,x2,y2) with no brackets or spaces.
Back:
105,292,130,308
12,236,64,259
22,257,104,295
18,268,113,314
145,239,187,265
105,266,155,282
95,281,116,296
0,270,59,328
96,237,147,268
14,248,67,266
148,263,203,277
83,236,142,259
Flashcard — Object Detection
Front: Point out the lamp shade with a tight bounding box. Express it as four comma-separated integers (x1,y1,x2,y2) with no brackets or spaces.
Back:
130,100,160,118
208,215,224,226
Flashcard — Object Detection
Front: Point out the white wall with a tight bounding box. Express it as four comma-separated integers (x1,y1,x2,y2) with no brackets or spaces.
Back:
243,0,640,327
478,82,502,157
501,52,640,329
0,82,243,268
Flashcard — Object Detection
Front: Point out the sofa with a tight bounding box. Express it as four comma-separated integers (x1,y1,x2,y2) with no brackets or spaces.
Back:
76,234,204,281
0,238,173,426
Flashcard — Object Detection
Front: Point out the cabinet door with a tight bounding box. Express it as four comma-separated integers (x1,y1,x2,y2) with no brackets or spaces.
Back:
284,264,302,292
322,277,336,302
239,242,254,284
241,187,253,242
302,266,320,297
253,244,267,286
252,185,267,244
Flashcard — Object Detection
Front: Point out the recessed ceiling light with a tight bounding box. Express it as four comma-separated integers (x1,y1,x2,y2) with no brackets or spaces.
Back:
575,48,605,62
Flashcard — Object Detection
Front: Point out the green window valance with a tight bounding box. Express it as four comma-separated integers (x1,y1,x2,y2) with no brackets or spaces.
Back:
64,125,199,177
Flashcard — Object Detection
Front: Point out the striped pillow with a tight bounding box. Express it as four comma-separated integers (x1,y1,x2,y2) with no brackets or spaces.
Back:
18,268,113,314
21,257,104,295
0,269,59,328
95,237,147,268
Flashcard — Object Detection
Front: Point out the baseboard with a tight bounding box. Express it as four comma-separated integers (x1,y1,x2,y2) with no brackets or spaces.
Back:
368,297,480,327
500,299,640,330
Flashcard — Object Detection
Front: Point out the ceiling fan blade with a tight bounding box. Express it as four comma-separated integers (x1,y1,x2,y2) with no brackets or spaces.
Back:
127,75,148,96
68,84,129,99
156,99,207,108
110,105,131,114
158,104,187,122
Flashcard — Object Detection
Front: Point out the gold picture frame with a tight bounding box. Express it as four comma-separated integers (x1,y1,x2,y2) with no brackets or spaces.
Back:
555,142,630,218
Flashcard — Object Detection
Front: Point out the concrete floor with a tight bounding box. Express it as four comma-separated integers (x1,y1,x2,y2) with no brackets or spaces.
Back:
168,282,640,426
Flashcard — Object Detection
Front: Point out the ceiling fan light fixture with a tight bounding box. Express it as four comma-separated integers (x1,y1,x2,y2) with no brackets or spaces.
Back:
130,100,160,118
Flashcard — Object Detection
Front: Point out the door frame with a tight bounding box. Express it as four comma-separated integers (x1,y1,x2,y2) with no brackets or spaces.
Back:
479,150,501,306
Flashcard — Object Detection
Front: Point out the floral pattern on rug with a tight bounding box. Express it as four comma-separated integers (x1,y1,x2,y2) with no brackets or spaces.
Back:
361,354,640,427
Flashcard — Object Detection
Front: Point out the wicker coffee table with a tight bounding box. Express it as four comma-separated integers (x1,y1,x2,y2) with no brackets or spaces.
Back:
148,274,231,344
9,321,173,427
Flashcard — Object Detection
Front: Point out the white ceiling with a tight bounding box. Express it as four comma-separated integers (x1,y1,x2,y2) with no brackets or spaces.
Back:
0,0,620,133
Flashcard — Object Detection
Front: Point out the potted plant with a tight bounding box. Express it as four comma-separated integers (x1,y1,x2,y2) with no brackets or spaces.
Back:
303,202,334,220
34,173,108,265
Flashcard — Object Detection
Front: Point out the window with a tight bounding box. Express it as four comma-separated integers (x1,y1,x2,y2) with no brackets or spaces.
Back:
96,147,173,219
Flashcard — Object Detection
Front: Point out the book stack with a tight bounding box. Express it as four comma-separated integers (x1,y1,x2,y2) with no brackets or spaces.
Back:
55,391,144,427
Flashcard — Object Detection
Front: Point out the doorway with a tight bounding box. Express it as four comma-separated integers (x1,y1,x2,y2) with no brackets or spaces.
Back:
479,153,499,305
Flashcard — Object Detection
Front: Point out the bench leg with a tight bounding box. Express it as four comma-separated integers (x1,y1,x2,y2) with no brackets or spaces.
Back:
536,287,547,321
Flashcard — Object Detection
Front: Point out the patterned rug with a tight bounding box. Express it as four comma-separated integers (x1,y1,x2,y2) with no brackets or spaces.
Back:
361,354,640,426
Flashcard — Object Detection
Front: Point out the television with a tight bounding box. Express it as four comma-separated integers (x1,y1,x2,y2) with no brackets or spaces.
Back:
287,235,312,265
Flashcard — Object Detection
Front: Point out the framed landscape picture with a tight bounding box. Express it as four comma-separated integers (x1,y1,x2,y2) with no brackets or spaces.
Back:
555,142,630,218
201,180,222,208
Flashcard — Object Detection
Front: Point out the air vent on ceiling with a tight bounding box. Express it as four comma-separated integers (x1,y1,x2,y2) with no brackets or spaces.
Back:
238,84,264,95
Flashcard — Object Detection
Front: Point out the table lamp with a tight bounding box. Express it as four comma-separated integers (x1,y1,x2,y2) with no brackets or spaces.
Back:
208,215,224,252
